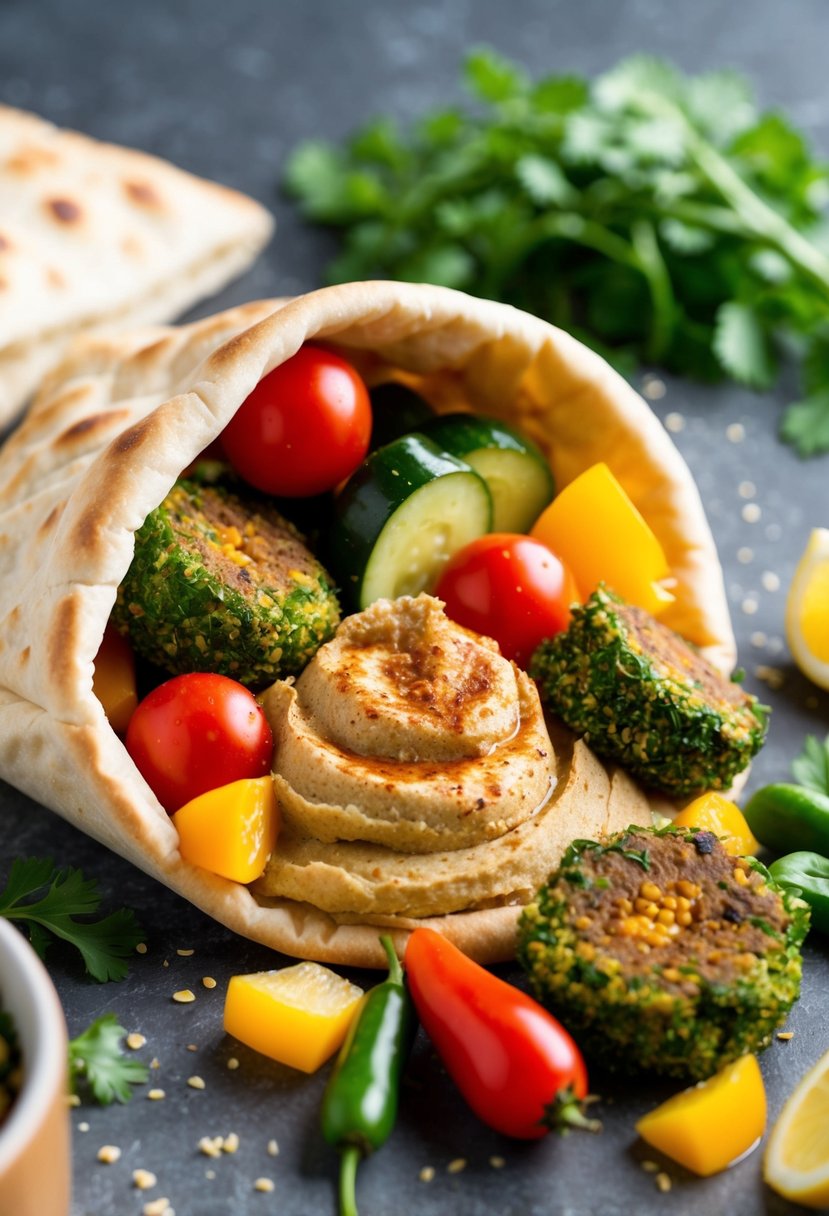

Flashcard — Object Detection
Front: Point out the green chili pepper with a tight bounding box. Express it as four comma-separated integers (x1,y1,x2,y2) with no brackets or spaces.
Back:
743,783,829,856
769,852,829,934
321,935,417,1216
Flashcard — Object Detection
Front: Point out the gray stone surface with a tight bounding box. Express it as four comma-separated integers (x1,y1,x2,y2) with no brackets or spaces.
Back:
1,1,828,1213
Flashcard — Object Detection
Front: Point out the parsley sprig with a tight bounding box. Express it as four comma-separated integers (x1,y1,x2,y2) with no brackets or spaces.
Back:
286,50,829,455
0,858,143,982
68,1014,149,1104
791,733,829,795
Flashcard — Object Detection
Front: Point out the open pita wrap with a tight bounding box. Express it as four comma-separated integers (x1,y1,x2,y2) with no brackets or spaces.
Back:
0,282,736,966
0,105,273,428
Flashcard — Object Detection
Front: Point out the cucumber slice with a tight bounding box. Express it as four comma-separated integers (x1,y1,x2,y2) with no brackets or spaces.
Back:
421,413,554,532
369,381,434,450
331,434,492,609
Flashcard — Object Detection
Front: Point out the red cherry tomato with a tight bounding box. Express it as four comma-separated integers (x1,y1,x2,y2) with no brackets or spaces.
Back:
125,673,274,813
221,343,372,497
435,533,579,668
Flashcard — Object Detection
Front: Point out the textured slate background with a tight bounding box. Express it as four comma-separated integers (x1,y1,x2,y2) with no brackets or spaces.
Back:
1,1,828,1213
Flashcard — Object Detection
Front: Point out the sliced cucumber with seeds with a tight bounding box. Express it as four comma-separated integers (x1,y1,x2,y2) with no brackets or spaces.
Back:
421,413,554,532
331,434,492,610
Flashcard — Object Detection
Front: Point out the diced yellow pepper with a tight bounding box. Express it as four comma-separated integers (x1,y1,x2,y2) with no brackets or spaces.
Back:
224,963,364,1073
636,1054,766,1176
92,625,137,733
173,776,278,883
673,792,759,856
530,462,673,615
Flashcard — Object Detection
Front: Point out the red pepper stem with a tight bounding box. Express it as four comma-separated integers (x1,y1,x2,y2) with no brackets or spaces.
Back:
338,1144,361,1216
543,1086,602,1135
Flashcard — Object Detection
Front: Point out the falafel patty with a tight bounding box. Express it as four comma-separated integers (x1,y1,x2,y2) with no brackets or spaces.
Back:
530,584,768,796
518,826,808,1080
113,480,340,686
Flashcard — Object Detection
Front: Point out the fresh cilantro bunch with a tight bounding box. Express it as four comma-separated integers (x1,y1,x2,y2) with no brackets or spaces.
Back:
285,50,829,455
0,858,143,982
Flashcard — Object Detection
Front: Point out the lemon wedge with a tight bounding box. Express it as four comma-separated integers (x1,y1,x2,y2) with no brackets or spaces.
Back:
786,528,829,689
764,1047,829,1207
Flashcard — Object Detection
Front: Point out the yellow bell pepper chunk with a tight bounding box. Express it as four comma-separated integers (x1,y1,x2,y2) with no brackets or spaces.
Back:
673,792,759,856
636,1054,766,1176
530,462,673,615
92,625,137,734
173,776,278,883
224,963,364,1073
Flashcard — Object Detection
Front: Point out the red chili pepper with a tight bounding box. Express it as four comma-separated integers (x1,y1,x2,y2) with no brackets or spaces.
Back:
404,927,599,1140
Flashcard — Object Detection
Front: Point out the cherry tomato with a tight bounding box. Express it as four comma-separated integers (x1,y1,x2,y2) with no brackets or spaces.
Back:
435,533,579,668
125,673,274,814
221,344,372,497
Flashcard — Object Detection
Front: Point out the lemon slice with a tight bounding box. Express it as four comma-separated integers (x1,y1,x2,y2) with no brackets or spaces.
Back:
764,1047,829,1207
786,528,829,690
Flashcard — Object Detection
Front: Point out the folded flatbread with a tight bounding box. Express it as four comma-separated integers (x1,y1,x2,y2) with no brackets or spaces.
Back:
0,105,273,428
0,282,736,966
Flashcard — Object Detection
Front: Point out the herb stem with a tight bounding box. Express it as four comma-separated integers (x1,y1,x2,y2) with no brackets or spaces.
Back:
630,218,676,362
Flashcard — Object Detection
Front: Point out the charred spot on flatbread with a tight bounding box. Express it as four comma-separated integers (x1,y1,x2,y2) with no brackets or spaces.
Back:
112,480,340,687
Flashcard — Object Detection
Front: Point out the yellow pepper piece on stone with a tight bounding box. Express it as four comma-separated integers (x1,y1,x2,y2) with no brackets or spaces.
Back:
636,1053,766,1176
530,462,673,615
224,963,364,1072
92,625,137,734
173,776,278,883
673,792,759,856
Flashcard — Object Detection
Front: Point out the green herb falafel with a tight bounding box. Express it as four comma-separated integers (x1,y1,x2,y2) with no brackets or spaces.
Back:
530,585,768,796
518,826,808,1081
113,480,340,686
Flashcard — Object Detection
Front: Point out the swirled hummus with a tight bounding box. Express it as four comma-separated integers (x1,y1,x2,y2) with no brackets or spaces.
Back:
255,595,650,920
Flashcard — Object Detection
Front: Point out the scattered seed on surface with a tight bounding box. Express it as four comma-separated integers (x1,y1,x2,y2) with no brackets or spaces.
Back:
147,1088,166,1101
742,503,761,523
97,1145,121,1164
655,1172,672,1193
173,990,196,1004
150,1058,161,1070
205,1170,216,1180
641,1160,659,1173
762,571,781,592
227,1057,240,1070
202,977,217,989
136,943,148,955
267,1140,279,1157
738,481,756,499
253,1178,275,1193
726,422,745,443
66,1093,81,1107
223,1133,240,1154
756,665,785,690
188,1076,205,1090
127,1033,146,1050
177,949,194,957
777,1031,794,1041
664,411,685,433
186,1044,198,1052
643,376,666,401
742,596,759,615
162,960,169,968
447,1158,467,1174
419,1166,435,1183
78,1121,90,1133
143,1199,172,1216
198,1136,223,1158
767,635,785,654
133,1169,158,1190
489,1156,506,1169
737,547,754,564
751,631,768,647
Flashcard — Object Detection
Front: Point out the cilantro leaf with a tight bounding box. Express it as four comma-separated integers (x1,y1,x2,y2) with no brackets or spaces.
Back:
68,1014,148,1105
713,301,777,389
0,858,143,982
780,391,829,456
791,734,829,795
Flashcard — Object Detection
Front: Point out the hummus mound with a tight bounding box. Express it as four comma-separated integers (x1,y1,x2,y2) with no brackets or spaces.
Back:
255,595,652,921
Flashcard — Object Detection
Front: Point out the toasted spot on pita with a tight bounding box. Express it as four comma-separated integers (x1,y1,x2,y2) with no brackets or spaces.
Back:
207,327,262,372
5,145,59,174
46,197,83,224
124,179,164,209
58,410,130,447
0,232,10,251
121,236,144,258
47,595,81,683
39,503,63,535
128,336,175,368
19,646,30,665
112,416,153,455
46,267,66,289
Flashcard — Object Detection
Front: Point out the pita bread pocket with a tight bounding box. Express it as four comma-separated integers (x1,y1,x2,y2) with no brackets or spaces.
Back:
0,105,273,428
0,281,736,967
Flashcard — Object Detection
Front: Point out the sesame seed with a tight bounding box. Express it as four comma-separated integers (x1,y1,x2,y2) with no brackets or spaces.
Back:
664,411,685,432
78,1121,90,1133
419,1166,435,1183
136,943,148,955
227,1057,240,1070
762,571,781,592
777,1031,794,1041
741,597,759,615
147,1089,166,1101
643,376,666,401
66,1093,81,1107
172,990,196,1004
176,949,194,957
205,1170,216,1180
223,1133,240,1154
742,503,761,523
253,1178,275,1193
202,977,217,989
143,1200,173,1216
133,1169,158,1190
186,1044,198,1052
198,1137,223,1158
738,481,756,499
751,631,768,647
187,1076,205,1090
127,1033,147,1050
150,1058,161,1069
267,1140,279,1157
756,665,785,690
737,547,754,564
489,1155,506,1168
726,422,745,442
655,1172,672,1193
447,1158,467,1174
162,960,169,968
641,1160,659,1173
97,1145,121,1164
